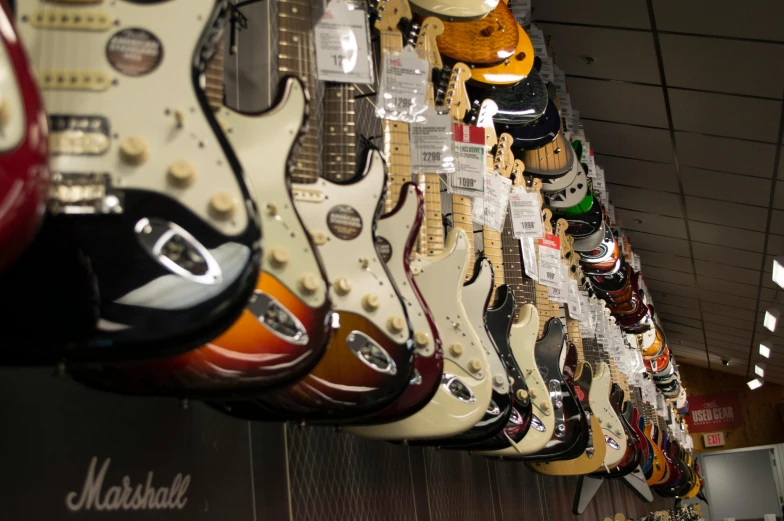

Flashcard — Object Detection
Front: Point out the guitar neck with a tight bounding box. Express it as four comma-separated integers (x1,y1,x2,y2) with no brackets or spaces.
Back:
323,83,357,182
277,0,320,184
451,193,475,280
565,309,584,363
205,40,224,112
500,207,534,321
533,241,561,338
483,225,503,301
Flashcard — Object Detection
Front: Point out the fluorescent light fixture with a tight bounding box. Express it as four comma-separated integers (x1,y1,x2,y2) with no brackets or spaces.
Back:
774,257,784,288
747,378,764,390
764,308,780,332
760,341,772,358
755,363,766,378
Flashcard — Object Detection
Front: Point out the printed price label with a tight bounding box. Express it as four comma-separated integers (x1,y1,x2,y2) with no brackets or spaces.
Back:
537,233,561,288
509,187,543,238
571,109,580,135
559,93,573,123
409,107,454,174
548,260,568,303
509,0,532,27
567,279,582,320
522,237,538,281
586,146,596,178
450,123,486,196
632,253,642,272
314,1,374,84
594,166,606,202
539,56,554,84
528,25,548,58
607,203,617,225
375,46,428,122
553,66,567,97
473,171,512,231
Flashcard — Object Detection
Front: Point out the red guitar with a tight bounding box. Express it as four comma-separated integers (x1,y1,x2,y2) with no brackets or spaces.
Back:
0,0,49,273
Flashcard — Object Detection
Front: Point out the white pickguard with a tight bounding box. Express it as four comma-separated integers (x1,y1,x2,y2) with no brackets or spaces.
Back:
461,258,509,395
292,150,409,344
218,79,326,307
410,0,499,20
545,166,588,208
476,304,554,457
348,229,491,440
18,0,248,236
590,362,627,467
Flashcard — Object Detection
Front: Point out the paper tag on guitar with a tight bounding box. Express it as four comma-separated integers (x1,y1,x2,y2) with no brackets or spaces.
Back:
509,0,531,27
450,123,486,197
409,107,455,174
472,171,511,231
375,46,428,123
539,56,554,83
553,66,567,98
509,187,543,238
548,260,568,303
528,25,547,58
567,279,582,320
522,237,538,281
314,1,374,84
537,233,560,288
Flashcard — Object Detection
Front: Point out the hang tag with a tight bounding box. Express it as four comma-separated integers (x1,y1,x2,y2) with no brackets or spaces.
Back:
450,123,486,197
632,253,642,272
375,46,428,123
409,107,455,174
539,56,554,83
607,203,617,225
537,233,561,288
314,1,374,84
553,66,567,98
559,93,573,123
509,0,532,27
548,260,568,303
594,166,606,202
527,25,547,58
509,187,543,238
586,146,596,178
571,109,580,136
567,279,582,320
473,171,511,231
522,237,538,281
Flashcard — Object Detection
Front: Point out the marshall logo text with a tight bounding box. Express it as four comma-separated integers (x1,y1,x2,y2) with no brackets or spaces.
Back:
65,457,191,512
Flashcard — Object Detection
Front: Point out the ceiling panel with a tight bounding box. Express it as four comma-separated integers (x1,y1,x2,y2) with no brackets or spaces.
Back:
696,275,758,299
659,34,784,98
653,0,784,41
705,329,753,346
646,280,700,300
649,291,700,310
610,185,684,217
656,303,701,320
625,230,691,257
681,168,772,207
690,242,764,270
670,338,706,352
567,77,668,127
617,209,687,238
539,24,660,83
697,289,758,310
766,234,784,256
706,338,754,353
774,181,784,209
582,120,673,162
702,312,756,331
703,322,754,341
636,250,693,273
644,266,696,286
668,89,782,143
688,221,767,252
685,196,770,231
675,132,777,178
770,210,784,233
694,260,760,286
533,0,650,28
660,314,702,329
598,156,680,192
700,301,757,321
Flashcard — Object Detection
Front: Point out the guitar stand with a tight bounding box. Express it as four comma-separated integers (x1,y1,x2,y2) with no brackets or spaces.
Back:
572,466,654,515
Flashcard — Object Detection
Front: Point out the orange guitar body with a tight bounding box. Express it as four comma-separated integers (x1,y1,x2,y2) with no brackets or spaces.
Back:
642,326,665,359
437,1,519,65
469,25,534,85
645,422,667,485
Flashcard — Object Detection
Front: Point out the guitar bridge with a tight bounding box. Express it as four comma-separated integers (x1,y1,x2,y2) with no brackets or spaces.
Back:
48,172,122,214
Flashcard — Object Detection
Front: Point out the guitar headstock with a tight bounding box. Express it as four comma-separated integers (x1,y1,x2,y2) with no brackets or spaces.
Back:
413,17,443,70
555,218,569,255
493,133,513,175
509,159,525,186
440,63,472,122
475,98,498,148
373,0,412,33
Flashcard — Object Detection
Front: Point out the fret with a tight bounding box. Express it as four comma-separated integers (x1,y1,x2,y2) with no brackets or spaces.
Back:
204,39,224,113
322,82,358,182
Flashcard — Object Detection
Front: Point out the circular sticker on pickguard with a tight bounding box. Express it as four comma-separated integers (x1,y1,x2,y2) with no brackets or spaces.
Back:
106,28,163,77
375,236,393,262
327,205,362,240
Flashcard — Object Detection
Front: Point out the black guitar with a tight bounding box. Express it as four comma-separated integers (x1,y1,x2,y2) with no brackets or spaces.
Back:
465,66,548,126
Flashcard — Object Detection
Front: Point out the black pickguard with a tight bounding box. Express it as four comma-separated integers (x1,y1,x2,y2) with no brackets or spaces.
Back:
466,67,548,126
506,96,561,153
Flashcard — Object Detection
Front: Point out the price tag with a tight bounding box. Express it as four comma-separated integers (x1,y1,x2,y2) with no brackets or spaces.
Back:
553,66,567,98
314,1,374,84
509,0,532,27
586,146,596,178
567,279,582,320
571,109,580,135
548,260,569,303
607,203,617,225
528,25,548,58
537,233,561,288
450,123,486,197
559,93,573,123
473,171,512,231
594,166,606,201
375,46,428,123
509,187,543,238
522,237,538,281
632,253,642,273
540,56,554,83
409,107,455,174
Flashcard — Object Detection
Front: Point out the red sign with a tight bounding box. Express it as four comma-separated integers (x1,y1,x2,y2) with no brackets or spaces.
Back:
703,432,725,448
685,393,744,433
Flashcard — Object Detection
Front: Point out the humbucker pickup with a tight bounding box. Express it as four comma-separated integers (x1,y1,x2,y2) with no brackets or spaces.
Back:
50,114,110,156
49,172,123,215
39,70,113,91
29,9,114,31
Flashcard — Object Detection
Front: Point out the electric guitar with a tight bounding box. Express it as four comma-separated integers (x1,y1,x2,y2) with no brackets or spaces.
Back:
5,0,261,364
521,132,574,178
0,0,48,274
215,0,418,422
436,0,519,65
466,66,548,126
467,23,534,86
409,0,499,21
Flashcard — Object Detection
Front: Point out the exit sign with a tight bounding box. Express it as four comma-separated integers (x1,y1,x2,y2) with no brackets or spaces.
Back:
704,432,725,447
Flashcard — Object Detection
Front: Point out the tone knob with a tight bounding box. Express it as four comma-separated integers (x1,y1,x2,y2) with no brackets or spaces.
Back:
167,160,196,187
468,359,482,374
615,429,623,437
269,247,289,267
540,401,551,412
493,375,505,386
362,293,380,312
448,343,463,357
0,96,11,128
414,331,430,348
119,136,149,165
208,192,236,220
516,389,529,402
386,315,405,334
333,277,351,295
529,388,538,399
298,273,319,295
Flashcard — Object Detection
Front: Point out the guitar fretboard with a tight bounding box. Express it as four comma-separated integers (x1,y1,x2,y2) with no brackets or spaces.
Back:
323,83,357,182
500,207,534,322
205,40,224,113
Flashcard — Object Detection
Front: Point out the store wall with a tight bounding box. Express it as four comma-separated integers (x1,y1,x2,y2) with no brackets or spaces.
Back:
702,449,781,520
679,363,784,452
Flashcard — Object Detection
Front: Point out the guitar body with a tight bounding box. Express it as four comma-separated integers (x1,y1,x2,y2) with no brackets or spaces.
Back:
71,78,334,397
0,2,48,274
467,67,547,126
591,363,627,467
5,0,260,363
348,229,491,439
521,132,574,177
529,361,605,475
213,149,415,422
436,1,519,64
598,386,641,478
410,0,499,21
350,183,443,422
646,422,667,485
467,25,534,86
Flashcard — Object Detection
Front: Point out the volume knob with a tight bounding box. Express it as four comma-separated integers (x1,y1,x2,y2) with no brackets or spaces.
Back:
120,136,149,165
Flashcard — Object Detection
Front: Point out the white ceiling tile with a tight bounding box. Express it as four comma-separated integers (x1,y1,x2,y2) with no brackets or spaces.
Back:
686,196,770,231
682,168,772,207
702,313,755,331
697,275,758,299
670,338,706,351
689,221,767,252
568,77,667,127
660,314,702,329
653,0,784,41
664,322,705,341
598,155,680,192
701,301,756,321
610,185,684,218
691,242,764,269
703,322,753,341
656,303,701,320
636,250,693,273
583,120,673,162
617,209,687,238
645,279,699,299
625,230,691,256
534,0,650,28
676,132,777,178
705,329,753,346
659,34,784,98
707,338,753,352
698,288,758,310
644,266,696,286
649,290,700,310
694,260,760,286
539,24,660,83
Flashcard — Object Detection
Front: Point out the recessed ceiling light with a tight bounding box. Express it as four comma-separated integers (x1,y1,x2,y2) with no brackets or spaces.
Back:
755,363,766,378
774,257,784,289
764,309,780,332
747,378,764,390
760,341,772,358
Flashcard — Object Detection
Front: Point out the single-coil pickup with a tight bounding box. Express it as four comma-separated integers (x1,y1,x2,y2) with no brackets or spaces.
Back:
42,0,103,4
292,187,326,203
40,71,112,91
29,9,114,31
